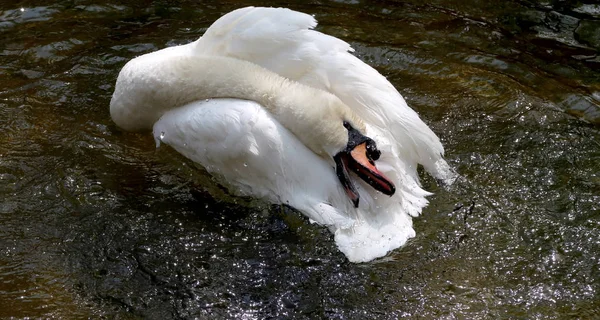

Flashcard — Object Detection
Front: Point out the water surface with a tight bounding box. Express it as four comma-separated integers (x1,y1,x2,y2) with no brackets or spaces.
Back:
1,0,599,318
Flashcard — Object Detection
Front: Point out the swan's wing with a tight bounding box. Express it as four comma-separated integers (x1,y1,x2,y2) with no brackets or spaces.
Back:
153,98,418,262
193,7,455,186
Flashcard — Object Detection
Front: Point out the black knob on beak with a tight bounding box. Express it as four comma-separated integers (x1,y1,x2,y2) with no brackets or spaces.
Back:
365,139,380,161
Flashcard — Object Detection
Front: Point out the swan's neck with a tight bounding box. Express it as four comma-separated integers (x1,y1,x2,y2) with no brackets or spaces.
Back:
110,54,363,157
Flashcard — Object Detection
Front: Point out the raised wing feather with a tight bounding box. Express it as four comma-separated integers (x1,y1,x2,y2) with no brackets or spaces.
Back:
195,7,349,81
193,6,455,217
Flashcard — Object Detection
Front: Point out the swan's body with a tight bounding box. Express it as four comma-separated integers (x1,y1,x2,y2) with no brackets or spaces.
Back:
110,7,455,262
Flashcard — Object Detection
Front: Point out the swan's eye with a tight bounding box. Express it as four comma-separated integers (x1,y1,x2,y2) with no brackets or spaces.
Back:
343,121,351,129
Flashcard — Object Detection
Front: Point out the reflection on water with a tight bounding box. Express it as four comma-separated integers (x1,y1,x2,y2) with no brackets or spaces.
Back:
1,0,599,318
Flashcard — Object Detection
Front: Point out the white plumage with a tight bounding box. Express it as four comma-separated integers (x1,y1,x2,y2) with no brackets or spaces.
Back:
110,7,455,262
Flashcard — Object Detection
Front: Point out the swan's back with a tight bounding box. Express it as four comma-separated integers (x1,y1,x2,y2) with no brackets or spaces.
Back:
194,7,455,216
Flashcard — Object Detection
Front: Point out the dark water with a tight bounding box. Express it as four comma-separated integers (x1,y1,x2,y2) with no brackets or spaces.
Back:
1,0,599,318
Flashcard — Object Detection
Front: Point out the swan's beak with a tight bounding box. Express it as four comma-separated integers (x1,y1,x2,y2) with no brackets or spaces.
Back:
334,141,396,208
349,142,396,194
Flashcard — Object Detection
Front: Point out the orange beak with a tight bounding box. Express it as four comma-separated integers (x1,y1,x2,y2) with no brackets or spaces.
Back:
348,143,395,195
334,142,396,208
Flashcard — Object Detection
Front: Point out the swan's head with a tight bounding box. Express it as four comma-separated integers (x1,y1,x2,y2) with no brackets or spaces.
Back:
331,119,395,207
284,91,396,208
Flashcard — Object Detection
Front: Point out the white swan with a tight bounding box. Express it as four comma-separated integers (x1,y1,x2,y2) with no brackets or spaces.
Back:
110,6,455,262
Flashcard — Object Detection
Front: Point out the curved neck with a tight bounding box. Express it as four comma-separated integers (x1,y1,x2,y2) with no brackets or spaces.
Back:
111,55,362,156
